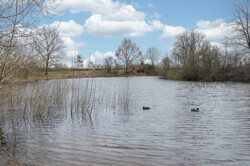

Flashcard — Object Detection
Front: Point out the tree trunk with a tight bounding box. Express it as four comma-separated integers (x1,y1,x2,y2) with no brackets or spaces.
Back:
45,57,49,75
45,66,48,75
126,61,129,72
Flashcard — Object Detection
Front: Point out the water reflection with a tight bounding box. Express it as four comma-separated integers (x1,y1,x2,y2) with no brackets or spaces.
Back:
0,77,250,165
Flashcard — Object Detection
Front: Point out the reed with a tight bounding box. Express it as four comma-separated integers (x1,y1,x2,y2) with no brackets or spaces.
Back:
0,78,136,122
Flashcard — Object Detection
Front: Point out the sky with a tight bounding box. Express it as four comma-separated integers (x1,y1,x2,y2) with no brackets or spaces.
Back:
45,0,241,67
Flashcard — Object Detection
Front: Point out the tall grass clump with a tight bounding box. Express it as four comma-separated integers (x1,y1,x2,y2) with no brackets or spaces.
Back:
0,78,137,123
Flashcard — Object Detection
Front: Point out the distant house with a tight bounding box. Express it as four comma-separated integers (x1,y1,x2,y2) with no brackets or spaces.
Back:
128,65,144,73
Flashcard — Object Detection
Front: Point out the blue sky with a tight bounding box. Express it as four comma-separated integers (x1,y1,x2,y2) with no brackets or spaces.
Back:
47,0,240,66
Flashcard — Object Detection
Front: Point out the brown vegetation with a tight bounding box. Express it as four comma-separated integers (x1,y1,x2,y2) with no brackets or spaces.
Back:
0,79,136,121
160,30,250,82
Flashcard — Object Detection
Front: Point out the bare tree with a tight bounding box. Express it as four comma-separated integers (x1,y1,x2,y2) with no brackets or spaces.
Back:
35,26,64,75
75,54,83,68
172,30,210,80
231,0,250,52
145,47,161,66
115,38,142,71
161,54,171,72
0,0,58,85
104,56,114,73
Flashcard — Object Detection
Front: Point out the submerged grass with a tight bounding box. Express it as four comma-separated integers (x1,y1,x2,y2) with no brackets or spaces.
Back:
0,78,136,122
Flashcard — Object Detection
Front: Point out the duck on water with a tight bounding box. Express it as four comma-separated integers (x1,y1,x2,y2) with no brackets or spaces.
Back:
191,108,199,112
143,106,150,110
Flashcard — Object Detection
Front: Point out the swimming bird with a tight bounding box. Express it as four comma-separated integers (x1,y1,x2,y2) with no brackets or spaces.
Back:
191,108,199,112
143,106,150,110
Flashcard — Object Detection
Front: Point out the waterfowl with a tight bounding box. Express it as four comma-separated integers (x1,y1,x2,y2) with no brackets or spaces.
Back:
143,106,150,110
191,108,199,112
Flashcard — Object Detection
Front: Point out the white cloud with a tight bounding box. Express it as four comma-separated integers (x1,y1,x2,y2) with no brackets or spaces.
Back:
82,1,150,37
89,51,115,63
55,0,119,14
55,0,162,37
148,3,155,8
102,5,145,21
159,19,236,42
195,19,234,41
149,20,165,30
65,48,80,59
62,37,84,50
50,20,84,37
160,25,186,40
196,19,225,29
55,0,145,20
85,15,161,37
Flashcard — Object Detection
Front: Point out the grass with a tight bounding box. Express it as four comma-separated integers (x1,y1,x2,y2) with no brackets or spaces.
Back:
22,69,147,82
0,78,136,122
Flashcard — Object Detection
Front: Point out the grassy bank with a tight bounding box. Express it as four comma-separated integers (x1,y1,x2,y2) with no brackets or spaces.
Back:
20,69,148,82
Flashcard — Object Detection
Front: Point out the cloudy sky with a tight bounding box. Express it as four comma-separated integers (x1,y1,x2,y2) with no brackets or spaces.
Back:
46,0,239,66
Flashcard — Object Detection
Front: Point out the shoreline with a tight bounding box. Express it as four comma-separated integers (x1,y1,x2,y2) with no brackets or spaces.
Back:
1,68,249,88
0,69,157,87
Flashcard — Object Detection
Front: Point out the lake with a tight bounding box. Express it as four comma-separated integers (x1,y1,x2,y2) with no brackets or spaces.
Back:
0,76,250,165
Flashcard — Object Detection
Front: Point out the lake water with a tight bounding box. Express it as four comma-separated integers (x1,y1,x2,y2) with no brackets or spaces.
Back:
0,76,250,165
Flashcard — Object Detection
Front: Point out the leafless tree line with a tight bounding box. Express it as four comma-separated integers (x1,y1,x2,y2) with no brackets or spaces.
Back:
71,38,160,74
160,30,250,81
97,39,160,73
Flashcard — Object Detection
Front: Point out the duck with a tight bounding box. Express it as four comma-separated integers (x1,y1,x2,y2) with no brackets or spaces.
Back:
191,108,199,112
143,106,150,110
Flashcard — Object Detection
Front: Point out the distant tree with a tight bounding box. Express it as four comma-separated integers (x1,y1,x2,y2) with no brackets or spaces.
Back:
173,30,210,80
114,59,123,70
104,56,114,73
87,60,95,69
115,38,142,71
145,47,161,66
231,0,250,53
161,54,171,71
75,54,83,68
35,26,64,75
199,45,222,80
